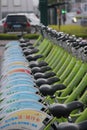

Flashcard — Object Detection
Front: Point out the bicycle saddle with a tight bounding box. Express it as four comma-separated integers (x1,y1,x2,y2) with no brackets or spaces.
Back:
57,34,65,41
29,60,48,68
31,66,52,74
49,101,84,118
20,42,29,47
60,34,70,42
84,46,87,50
84,50,87,54
39,84,66,96
22,46,35,51
52,120,87,130
36,76,60,87
83,46,87,54
72,42,79,48
79,41,87,47
26,46,36,49
26,54,43,61
19,37,30,43
20,40,33,45
23,48,39,56
34,71,56,79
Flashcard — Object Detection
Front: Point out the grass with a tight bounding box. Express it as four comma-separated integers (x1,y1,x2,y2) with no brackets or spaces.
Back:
49,24,87,39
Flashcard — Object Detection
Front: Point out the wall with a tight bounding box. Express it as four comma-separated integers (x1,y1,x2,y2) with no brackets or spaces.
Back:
1,0,34,17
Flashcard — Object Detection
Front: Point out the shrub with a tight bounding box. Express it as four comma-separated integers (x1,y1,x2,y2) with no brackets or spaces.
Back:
49,24,87,39
24,34,39,39
0,33,39,40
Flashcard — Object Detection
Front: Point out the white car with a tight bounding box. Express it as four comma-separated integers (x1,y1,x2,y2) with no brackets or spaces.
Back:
27,13,40,26
25,13,40,33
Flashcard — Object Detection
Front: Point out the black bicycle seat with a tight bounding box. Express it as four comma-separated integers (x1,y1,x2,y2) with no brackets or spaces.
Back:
49,101,84,118
29,60,48,68
84,50,87,54
36,76,60,87
72,42,79,47
84,46,87,50
22,46,35,51
23,48,39,56
26,54,43,61
20,42,29,47
34,71,56,79
52,120,87,130
27,46,36,49
19,37,30,43
79,42,87,47
39,84,66,96
31,66,52,74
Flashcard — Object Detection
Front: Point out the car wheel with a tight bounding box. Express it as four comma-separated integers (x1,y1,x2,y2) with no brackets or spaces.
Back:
26,28,31,34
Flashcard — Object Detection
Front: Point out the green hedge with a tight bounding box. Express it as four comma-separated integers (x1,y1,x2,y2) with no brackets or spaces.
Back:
0,33,39,40
49,25,87,39
0,25,87,39
24,34,40,39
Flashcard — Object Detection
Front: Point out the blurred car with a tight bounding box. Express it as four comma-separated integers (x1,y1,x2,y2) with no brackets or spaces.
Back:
3,14,31,33
0,17,6,33
1,13,40,33
27,13,40,33
27,13,40,26
18,13,40,33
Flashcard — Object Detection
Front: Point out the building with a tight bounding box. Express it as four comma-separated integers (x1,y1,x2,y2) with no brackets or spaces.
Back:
0,0,34,18
70,0,87,13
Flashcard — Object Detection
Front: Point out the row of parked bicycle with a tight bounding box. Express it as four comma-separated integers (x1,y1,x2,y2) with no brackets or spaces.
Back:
41,25,87,62
0,24,87,130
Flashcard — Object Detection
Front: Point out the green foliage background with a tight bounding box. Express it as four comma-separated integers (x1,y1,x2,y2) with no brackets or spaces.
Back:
49,24,87,39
